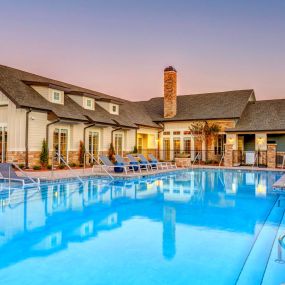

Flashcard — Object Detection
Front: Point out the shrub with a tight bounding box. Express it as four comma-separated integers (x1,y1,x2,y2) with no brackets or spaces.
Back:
58,164,65,169
69,162,77,167
47,164,52,170
108,143,116,162
40,139,49,167
79,141,85,165
33,165,42,170
18,163,25,169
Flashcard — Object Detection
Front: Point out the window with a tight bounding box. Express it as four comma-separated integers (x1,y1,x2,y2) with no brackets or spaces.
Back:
53,91,61,102
163,131,170,135
173,138,181,156
184,131,191,135
112,105,117,112
85,98,94,110
215,135,226,155
89,132,99,160
173,131,180,135
86,99,92,107
184,138,191,155
114,134,123,155
53,128,68,162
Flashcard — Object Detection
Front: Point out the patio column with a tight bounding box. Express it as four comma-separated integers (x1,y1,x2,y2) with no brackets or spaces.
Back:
224,144,233,167
267,144,277,168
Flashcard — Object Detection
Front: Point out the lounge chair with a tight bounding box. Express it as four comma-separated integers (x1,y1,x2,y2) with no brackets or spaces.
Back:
99,155,135,174
126,154,150,172
115,155,140,172
137,154,157,171
148,154,177,169
148,154,169,169
0,163,40,186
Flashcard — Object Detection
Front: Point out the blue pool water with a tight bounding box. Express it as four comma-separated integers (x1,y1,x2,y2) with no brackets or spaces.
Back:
0,169,285,285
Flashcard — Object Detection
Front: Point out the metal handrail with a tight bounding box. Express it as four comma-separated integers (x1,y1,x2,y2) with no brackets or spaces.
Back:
54,152,84,184
219,153,225,167
192,152,201,167
85,152,114,180
12,163,40,185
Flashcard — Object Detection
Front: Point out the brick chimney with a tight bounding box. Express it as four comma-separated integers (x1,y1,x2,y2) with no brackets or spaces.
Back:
164,66,177,118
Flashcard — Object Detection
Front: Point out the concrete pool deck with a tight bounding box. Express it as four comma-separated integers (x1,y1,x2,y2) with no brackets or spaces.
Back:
16,164,285,183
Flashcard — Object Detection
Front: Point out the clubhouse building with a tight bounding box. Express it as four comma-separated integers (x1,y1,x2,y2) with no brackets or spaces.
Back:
0,64,285,168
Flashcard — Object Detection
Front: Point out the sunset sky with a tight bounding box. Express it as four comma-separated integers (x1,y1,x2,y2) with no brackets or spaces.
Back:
0,0,284,101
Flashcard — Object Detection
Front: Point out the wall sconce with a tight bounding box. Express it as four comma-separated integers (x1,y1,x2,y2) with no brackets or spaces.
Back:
228,137,234,143
257,137,264,145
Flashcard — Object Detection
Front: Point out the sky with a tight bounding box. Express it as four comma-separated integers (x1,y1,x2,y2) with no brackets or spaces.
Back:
0,0,284,101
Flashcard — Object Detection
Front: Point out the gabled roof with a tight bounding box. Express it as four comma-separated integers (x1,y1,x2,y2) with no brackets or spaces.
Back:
227,100,285,132
138,90,254,122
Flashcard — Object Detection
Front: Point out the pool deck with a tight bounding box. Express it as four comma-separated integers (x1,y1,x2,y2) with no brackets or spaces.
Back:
17,164,285,183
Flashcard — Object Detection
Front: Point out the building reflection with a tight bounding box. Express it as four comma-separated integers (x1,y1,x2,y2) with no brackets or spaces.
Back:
0,169,281,268
163,206,176,260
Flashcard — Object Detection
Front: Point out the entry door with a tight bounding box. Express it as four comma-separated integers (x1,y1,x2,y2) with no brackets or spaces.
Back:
114,134,123,155
0,126,7,163
163,138,170,161
53,128,69,162
89,132,99,159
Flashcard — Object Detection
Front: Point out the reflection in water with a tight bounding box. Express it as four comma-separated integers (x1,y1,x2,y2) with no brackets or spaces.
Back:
0,169,282,269
163,206,176,260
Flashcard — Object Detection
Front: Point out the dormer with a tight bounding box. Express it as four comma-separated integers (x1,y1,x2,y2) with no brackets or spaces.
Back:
25,81,68,105
96,100,121,115
68,91,98,111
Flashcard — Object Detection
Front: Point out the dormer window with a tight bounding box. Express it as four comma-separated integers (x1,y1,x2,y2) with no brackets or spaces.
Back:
51,90,63,104
110,104,119,115
84,97,95,110
53,91,61,102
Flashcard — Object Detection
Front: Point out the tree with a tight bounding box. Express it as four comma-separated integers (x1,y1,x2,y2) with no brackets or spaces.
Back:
189,121,221,160
40,139,49,167
79,140,85,166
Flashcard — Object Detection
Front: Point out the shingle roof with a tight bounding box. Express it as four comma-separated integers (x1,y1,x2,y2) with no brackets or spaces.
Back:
227,100,285,132
0,65,149,128
138,90,254,122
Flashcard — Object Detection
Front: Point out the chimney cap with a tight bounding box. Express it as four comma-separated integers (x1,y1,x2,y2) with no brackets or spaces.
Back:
164,66,177,72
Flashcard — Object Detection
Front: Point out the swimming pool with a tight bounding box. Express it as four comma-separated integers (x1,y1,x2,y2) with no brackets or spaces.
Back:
0,169,284,285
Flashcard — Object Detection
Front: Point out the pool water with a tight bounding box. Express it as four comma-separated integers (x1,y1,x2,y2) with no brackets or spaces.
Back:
0,169,284,285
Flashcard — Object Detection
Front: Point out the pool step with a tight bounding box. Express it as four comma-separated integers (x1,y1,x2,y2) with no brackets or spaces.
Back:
260,209,285,285
236,197,285,285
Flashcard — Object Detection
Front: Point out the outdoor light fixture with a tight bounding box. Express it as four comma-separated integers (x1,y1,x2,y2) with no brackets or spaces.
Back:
257,137,264,145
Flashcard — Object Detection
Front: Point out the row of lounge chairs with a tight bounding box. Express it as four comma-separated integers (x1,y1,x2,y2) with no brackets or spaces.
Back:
98,154,177,175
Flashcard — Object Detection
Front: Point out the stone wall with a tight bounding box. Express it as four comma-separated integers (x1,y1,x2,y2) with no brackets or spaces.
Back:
267,144,277,168
224,144,233,167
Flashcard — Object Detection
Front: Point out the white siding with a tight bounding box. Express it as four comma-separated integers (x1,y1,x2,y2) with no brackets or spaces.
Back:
29,111,48,151
125,129,136,151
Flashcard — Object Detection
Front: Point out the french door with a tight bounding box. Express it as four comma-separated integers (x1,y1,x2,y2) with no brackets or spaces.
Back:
0,126,7,163
89,131,99,160
114,134,123,155
53,128,68,162
163,138,170,161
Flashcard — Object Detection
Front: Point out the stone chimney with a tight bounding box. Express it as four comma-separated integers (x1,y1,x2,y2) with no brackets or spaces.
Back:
164,66,177,118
